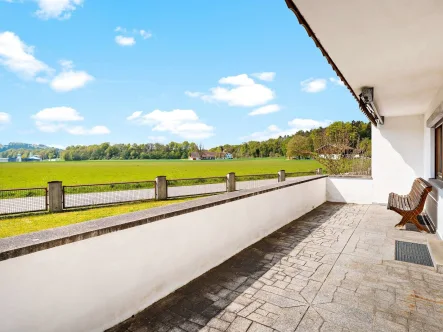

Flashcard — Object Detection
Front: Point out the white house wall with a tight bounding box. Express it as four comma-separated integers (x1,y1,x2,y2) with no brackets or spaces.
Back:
0,178,326,332
372,115,425,204
326,177,373,204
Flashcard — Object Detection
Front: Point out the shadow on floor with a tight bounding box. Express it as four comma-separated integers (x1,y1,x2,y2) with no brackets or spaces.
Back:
107,203,348,332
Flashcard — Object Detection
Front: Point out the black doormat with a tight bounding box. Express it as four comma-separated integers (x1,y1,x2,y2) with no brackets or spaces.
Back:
395,241,433,267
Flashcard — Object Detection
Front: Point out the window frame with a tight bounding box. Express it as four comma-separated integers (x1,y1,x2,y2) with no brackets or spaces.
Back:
436,123,443,180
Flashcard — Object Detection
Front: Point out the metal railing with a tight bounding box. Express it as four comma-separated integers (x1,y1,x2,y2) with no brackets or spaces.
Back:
235,173,278,190
0,168,321,216
63,181,156,209
167,177,227,198
0,187,48,215
286,171,317,179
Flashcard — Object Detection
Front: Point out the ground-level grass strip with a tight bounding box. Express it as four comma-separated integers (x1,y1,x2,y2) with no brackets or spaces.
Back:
0,198,194,239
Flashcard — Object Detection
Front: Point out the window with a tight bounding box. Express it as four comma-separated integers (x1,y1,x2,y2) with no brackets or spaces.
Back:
436,125,442,179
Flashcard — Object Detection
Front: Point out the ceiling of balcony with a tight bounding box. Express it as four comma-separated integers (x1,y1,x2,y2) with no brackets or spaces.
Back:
292,0,443,117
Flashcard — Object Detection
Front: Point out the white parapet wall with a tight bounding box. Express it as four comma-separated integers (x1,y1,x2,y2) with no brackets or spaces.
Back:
0,177,326,332
326,177,373,204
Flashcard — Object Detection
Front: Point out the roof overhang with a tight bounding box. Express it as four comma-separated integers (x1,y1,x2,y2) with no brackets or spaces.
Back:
285,0,443,124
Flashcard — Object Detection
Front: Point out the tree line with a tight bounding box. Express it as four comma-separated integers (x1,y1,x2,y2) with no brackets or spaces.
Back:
0,121,371,161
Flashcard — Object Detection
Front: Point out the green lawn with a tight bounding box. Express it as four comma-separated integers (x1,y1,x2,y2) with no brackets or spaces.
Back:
0,198,194,239
0,158,321,189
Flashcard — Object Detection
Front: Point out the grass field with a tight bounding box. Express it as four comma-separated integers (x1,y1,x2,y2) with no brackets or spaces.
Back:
0,158,322,189
0,198,194,238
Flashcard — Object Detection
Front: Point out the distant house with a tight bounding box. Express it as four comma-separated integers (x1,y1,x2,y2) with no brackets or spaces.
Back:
201,151,216,160
188,151,216,160
189,152,200,160
23,154,42,162
0,154,22,163
315,144,359,160
224,153,233,159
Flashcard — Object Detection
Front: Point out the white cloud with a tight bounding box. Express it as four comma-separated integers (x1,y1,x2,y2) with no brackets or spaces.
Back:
241,125,286,141
288,118,331,131
248,104,281,116
147,136,166,142
32,107,109,135
185,91,203,98
0,33,92,92
115,35,136,46
126,111,143,121
115,26,126,33
35,0,83,20
193,74,275,107
32,107,84,122
139,30,152,39
127,109,215,139
66,125,110,135
0,31,52,80
242,118,331,142
219,74,255,86
50,70,94,92
329,77,345,86
0,112,11,124
301,78,327,93
252,72,276,82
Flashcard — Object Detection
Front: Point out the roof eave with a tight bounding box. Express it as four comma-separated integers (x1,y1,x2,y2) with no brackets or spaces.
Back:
284,0,377,125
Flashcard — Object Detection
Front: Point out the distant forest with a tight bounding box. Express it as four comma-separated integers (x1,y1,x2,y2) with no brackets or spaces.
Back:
0,121,371,161
61,121,371,161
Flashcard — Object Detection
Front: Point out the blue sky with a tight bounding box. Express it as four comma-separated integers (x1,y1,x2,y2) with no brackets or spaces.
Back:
0,0,364,149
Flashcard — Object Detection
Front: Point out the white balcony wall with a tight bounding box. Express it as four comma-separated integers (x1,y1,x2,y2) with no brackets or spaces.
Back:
0,178,326,332
326,177,373,204
372,115,425,204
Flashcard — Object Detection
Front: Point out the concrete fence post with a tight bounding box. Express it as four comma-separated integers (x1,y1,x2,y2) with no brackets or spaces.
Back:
316,168,323,175
278,170,286,182
226,172,236,192
48,181,63,212
156,176,167,200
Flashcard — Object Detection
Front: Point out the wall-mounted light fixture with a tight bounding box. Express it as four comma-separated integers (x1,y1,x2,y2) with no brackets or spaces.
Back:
360,87,384,125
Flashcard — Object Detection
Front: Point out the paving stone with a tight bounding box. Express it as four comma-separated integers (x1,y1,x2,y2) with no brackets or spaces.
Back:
255,289,305,307
295,307,323,332
237,300,262,318
207,318,230,331
221,312,236,323
226,316,252,332
247,322,273,332
247,312,274,327
107,203,443,332
373,315,407,332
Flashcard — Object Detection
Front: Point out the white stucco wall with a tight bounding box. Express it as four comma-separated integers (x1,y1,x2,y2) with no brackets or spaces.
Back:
372,115,425,204
326,177,373,204
0,178,326,332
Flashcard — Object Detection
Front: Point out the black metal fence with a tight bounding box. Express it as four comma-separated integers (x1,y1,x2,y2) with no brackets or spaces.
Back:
0,187,47,215
0,169,321,216
286,171,317,179
167,177,227,198
63,181,156,209
235,173,278,190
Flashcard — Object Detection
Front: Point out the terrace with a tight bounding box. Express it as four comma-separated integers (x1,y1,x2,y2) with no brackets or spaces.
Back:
109,203,443,332
2,0,443,331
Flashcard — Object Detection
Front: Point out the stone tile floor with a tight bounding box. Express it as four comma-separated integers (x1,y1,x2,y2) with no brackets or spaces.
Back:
108,203,443,332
